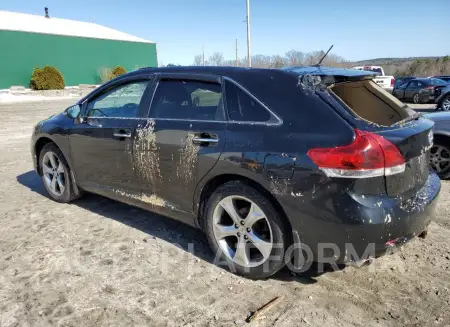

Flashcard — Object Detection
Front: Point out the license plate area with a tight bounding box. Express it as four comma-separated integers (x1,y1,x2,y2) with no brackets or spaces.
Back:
386,152,429,197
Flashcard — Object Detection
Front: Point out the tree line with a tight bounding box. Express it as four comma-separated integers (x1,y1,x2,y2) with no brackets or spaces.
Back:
187,51,450,77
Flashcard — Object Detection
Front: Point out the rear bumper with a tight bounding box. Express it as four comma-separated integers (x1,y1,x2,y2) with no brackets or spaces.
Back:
420,93,436,103
383,87,393,94
286,171,440,264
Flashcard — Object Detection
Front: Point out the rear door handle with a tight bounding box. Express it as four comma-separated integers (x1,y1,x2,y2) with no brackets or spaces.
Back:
113,132,131,138
113,130,132,139
192,137,219,144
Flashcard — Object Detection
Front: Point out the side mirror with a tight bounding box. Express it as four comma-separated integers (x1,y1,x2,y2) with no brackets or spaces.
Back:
65,105,81,119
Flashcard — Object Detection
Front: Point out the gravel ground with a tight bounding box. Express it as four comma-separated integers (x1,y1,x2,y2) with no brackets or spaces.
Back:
0,100,449,327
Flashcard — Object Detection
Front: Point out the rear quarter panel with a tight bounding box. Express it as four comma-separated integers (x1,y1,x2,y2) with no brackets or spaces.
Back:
194,73,357,233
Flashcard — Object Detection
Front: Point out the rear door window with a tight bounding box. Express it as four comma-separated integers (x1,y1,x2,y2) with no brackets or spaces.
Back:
398,82,408,89
225,80,271,122
408,81,418,88
150,79,224,121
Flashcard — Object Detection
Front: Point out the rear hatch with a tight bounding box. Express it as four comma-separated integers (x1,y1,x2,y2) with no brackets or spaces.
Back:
285,67,434,197
376,120,433,196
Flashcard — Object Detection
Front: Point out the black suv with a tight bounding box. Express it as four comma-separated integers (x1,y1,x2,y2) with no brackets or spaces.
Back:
31,66,440,279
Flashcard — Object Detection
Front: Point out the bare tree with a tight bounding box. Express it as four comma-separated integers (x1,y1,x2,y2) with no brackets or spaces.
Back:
285,50,305,66
193,54,203,66
251,55,272,68
209,52,225,66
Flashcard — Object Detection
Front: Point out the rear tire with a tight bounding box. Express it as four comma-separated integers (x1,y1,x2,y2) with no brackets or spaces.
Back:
204,181,288,279
39,143,81,203
413,93,420,104
441,95,450,111
430,139,450,180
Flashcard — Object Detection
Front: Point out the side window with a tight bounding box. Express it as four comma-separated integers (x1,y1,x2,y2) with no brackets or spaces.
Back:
408,81,418,88
417,82,424,87
150,79,224,121
87,81,148,118
225,81,271,122
398,82,408,89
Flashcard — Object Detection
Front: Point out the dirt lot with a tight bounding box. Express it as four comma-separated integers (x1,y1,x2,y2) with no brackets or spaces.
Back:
0,100,449,327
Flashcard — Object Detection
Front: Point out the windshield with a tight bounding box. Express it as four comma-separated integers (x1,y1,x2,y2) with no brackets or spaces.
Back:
366,67,382,75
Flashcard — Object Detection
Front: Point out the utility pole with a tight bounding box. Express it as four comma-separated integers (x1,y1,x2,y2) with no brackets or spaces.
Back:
235,39,239,67
202,45,205,66
246,0,251,67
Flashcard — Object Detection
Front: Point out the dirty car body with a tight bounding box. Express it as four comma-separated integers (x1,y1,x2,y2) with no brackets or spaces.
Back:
31,66,440,278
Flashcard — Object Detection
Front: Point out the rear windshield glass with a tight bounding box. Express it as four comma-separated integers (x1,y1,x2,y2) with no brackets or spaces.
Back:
354,67,382,75
429,78,448,85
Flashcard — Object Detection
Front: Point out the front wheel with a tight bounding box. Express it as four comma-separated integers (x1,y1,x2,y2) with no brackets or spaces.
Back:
204,181,289,279
39,143,81,202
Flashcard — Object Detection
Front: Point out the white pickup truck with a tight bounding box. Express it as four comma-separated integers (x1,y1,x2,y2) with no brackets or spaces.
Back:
352,66,395,93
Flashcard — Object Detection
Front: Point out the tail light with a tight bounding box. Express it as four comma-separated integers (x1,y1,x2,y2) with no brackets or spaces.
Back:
390,78,395,87
307,129,405,178
424,86,435,92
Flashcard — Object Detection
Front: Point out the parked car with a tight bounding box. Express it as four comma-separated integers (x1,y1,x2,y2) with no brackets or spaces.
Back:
434,81,450,111
392,78,448,104
352,65,395,93
424,111,450,178
30,66,440,279
431,75,450,83
394,76,415,88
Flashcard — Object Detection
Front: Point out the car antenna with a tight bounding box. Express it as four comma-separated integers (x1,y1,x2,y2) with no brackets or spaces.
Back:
314,45,334,67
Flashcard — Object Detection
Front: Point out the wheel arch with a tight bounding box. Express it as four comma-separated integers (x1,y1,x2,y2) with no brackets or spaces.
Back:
34,136,57,175
433,132,450,145
195,174,293,242
34,135,74,177
437,92,450,108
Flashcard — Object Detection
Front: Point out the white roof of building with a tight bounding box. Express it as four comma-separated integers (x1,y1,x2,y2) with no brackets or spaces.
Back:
0,10,153,44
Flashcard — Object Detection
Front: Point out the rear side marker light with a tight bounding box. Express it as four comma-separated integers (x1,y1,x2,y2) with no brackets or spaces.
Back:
307,129,405,178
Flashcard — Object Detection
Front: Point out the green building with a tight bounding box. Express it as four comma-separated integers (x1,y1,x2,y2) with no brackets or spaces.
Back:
0,10,158,89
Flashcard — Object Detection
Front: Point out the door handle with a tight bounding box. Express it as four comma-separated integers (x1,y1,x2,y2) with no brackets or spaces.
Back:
113,132,132,138
192,137,219,144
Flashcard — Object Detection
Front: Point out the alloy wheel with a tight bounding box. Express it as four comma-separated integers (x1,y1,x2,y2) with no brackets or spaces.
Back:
42,151,66,196
442,98,450,111
430,144,450,174
413,94,419,104
212,196,273,268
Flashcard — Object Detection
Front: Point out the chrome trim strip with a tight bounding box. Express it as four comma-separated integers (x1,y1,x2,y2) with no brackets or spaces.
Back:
321,168,385,179
146,118,226,123
384,164,406,176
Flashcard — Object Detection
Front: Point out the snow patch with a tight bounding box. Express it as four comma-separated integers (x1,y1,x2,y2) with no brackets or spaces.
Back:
0,92,78,104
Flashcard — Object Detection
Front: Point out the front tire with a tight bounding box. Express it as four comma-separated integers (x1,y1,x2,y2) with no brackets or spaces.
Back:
39,143,80,203
204,181,289,279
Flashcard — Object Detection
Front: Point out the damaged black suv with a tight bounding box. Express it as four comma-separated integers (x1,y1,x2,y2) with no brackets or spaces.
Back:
31,66,440,279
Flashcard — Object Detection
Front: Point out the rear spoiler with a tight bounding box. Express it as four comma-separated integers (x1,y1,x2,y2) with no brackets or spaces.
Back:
282,66,377,85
